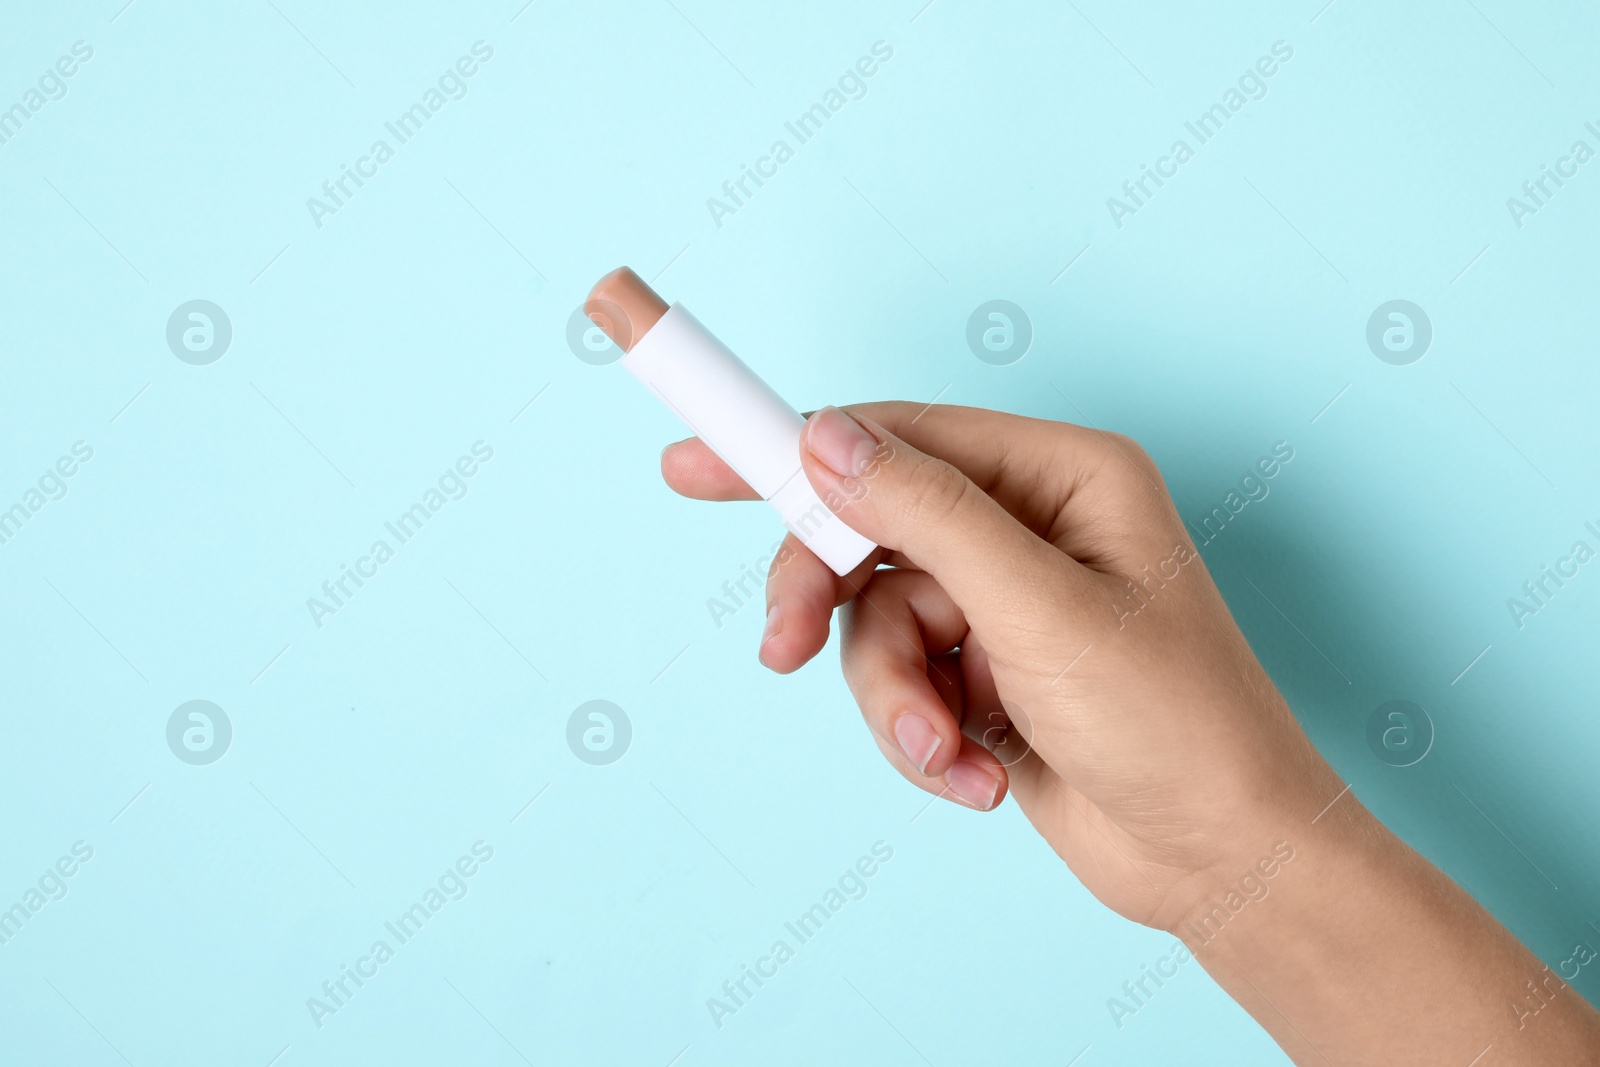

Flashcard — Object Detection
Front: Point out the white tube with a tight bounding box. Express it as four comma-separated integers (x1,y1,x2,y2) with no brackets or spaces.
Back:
621,304,876,576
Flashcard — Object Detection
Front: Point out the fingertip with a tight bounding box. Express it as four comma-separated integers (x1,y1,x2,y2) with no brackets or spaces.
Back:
659,437,761,501
943,738,1008,812
756,596,831,674
658,438,699,494
757,603,792,672
754,535,844,672
892,712,947,777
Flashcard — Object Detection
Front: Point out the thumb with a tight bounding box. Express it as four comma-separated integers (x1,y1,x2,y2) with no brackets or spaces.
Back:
800,405,1090,639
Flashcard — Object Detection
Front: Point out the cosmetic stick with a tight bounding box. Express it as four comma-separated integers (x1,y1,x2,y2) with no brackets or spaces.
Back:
585,267,876,576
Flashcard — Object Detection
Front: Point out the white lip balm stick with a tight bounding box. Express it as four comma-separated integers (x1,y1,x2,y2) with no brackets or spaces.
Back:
585,267,876,576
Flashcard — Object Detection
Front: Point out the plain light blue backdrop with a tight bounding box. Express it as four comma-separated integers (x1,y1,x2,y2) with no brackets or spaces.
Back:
2,0,1597,1063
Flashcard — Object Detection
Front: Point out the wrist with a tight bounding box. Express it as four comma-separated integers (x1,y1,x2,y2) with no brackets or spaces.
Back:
1150,726,1358,935
1154,786,1600,1065
1160,785,1382,946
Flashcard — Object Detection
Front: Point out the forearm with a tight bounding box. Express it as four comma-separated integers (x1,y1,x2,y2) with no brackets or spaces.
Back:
1172,796,1600,1065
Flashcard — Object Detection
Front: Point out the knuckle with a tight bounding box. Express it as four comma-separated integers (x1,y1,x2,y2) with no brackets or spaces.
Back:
1105,430,1149,463
897,455,972,529
1102,432,1166,491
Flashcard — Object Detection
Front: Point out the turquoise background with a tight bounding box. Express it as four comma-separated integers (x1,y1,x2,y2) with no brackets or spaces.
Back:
2,0,1597,1063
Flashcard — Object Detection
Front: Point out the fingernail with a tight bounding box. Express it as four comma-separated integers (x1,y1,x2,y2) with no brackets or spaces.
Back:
945,761,1001,811
805,407,879,478
758,603,782,665
893,715,942,776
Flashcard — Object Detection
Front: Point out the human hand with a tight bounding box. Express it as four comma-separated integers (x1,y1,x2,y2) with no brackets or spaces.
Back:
662,403,1341,931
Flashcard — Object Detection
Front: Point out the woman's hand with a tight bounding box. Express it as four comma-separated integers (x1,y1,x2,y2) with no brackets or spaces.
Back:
663,402,1337,930
663,402,1600,1066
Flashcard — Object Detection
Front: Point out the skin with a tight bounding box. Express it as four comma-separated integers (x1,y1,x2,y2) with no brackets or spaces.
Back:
661,402,1600,1065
